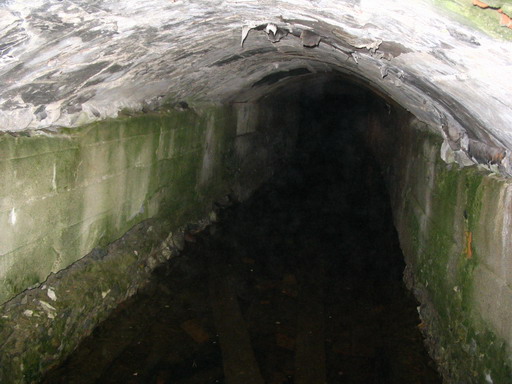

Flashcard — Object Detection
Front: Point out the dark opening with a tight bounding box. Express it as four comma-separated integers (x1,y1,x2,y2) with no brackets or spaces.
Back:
43,77,441,384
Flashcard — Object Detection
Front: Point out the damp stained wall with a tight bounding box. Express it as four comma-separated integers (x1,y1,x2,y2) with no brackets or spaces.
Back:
0,101,298,304
367,102,512,383
0,98,299,383
0,109,224,304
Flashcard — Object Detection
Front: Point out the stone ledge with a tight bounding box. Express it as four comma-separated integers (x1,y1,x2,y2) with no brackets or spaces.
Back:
0,214,213,383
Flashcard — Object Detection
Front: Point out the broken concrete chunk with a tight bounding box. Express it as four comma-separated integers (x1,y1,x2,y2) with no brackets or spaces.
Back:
23,309,33,317
209,210,218,223
468,139,506,165
147,256,158,270
441,140,456,164
161,248,173,260
172,232,185,251
39,300,56,311
39,300,56,319
300,30,321,47
164,232,174,247
365,39,382,53
265,23,277,35
265,23,288,43
47,288,57,302
380,65,389,78
441,123,463,150
241,24,256,46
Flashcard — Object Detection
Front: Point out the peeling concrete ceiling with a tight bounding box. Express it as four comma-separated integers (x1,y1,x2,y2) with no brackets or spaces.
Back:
1,0,512,172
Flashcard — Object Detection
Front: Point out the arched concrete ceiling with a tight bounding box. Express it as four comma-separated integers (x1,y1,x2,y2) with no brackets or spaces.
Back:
1,0,512,172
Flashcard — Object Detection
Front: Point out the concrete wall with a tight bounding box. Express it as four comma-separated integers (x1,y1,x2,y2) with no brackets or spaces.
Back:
367,101,512,383
0,108,227,303
0,99,299,383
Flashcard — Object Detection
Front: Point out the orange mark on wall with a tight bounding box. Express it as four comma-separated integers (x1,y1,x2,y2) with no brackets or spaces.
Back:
472,0,512,29
464,231,473,259
498,10,512,28
472,0,490,8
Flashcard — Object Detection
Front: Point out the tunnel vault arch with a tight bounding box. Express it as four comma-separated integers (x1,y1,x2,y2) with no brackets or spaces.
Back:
1,1,512,383
2,0,512,173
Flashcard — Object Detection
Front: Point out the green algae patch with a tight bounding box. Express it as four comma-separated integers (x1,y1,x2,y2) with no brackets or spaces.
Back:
435,0,512,40
0,108,239,304
366,104,512,382
409,164,512,382
400,132,512,382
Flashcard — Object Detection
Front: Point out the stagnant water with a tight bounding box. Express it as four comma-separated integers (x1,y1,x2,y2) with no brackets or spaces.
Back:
43,94,442,383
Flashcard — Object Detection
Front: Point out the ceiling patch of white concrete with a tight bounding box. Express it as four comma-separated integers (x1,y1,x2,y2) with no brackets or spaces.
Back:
0,0,512,173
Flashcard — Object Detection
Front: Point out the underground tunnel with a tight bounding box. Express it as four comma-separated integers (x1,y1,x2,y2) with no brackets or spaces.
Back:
1,1,512,383
40,77,444,384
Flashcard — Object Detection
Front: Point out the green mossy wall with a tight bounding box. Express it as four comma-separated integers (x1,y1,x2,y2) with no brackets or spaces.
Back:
0,100,299,383
435,0,512,41
367,103,512,383
0,108,236,303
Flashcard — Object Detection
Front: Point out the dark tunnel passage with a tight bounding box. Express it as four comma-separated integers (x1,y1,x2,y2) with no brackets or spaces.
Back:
3,2,512,382
42,79,442,384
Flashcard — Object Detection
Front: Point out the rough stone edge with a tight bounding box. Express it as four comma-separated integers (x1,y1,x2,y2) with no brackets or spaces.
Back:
404,263,511,384
366,100,512,383
396,126,512,384
0,207,220,384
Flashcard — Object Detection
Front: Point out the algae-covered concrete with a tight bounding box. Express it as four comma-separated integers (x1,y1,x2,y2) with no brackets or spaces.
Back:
367,101,512,383
0,109,226,303
0,218,181,383
0,99,299,383
436,0,512,40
